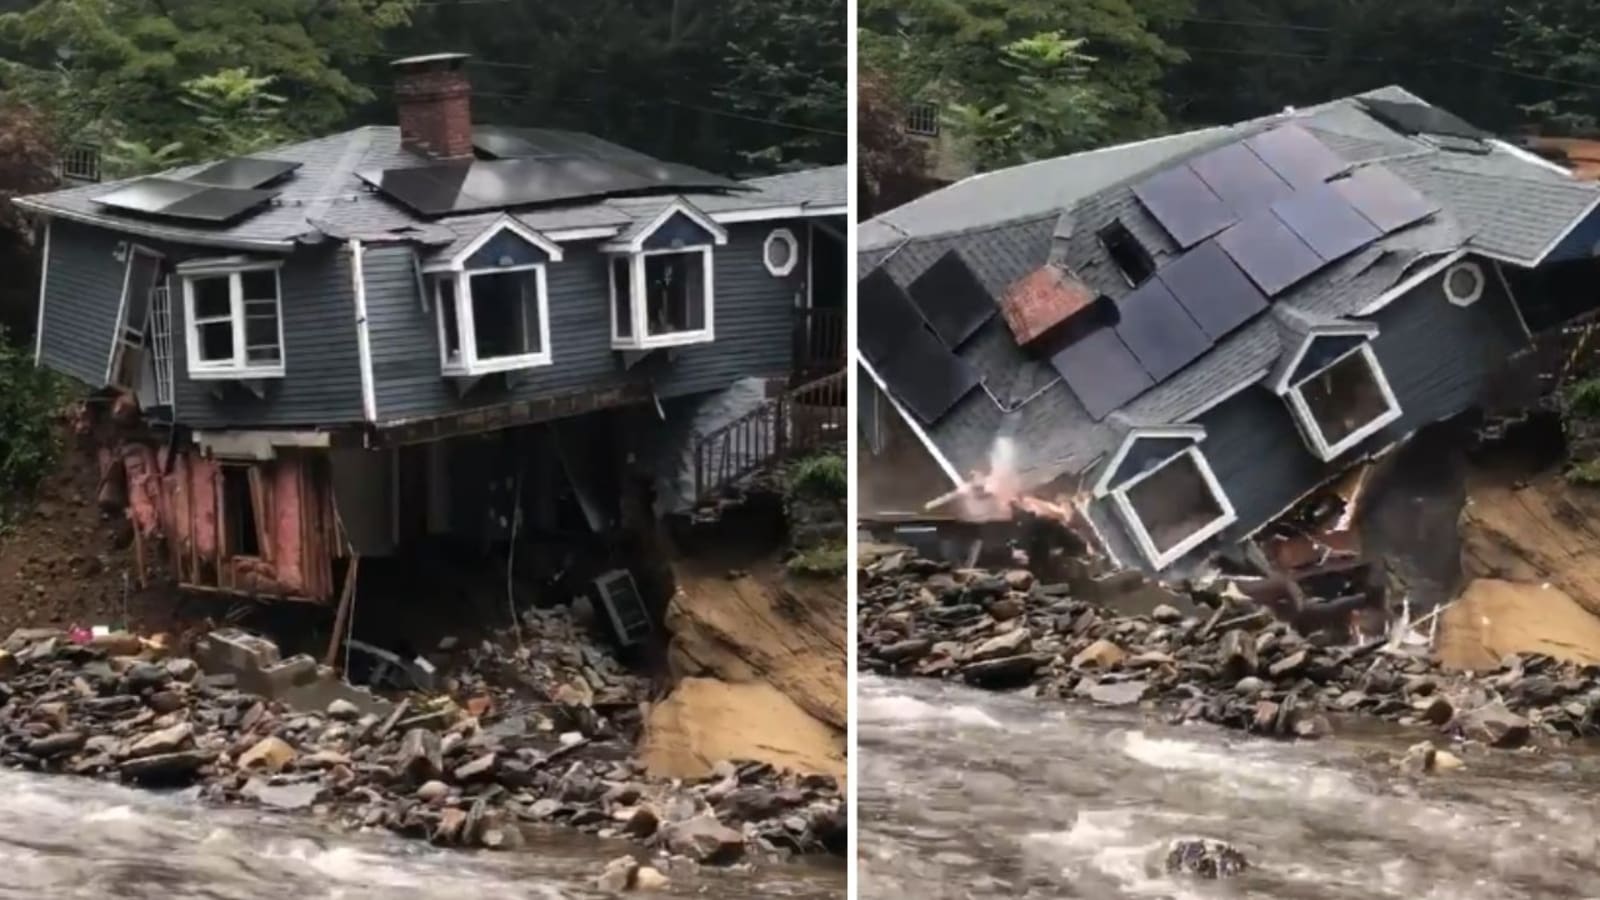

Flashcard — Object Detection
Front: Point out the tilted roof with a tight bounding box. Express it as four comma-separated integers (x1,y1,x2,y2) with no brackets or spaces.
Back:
14,126,845,252
861,86,1600,491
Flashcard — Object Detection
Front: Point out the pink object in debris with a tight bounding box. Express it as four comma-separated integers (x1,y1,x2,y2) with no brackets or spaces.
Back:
67,626,92,645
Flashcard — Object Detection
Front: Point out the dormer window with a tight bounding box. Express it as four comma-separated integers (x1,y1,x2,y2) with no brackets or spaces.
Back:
425,216,560,376
1284,342,1401,460
606,200,727,350
1099,220,1155,286
179,257,285,380
1094,428,1237,570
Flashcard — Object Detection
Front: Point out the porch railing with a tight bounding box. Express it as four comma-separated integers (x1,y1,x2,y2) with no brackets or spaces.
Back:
794,307,846,377
693,369,847,502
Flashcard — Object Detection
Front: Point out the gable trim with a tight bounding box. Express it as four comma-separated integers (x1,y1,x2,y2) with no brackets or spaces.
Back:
1530,192,1600,267
712,203,848,225
14,199,297,252
607,199,729,253
435,215,566,272
1092,426,1206,498
1358,249,1469,315
1269,323,1381,394
858,355,963,488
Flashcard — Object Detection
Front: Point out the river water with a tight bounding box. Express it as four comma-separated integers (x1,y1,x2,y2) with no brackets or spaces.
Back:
859,674,1600,900
0,768,844,899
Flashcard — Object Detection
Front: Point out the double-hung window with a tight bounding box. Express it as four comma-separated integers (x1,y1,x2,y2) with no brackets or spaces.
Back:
180,259,285,379
608,201,726,350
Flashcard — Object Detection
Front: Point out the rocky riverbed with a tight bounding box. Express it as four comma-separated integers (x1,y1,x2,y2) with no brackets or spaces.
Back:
857,548,1600,752
0,626,845,883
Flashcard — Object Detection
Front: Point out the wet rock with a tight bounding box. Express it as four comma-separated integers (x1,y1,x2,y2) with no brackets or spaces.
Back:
1418,696,1454,726
1400,741,1464,774
634,866,670,890
27,731,86,758
1151,604,1185,624
1456,703,1531,749
1267,649,1309,679
960,654,1048,688
622,806,660,838
659,816,746,865
126,722,193,759
245,778,321,810
416,780,450,802
597,855,640,891
326,699,361,721
239,736,296,773
988,597,1026,622
968,628,1031,661
397,728,444,781
1087,680,1147,707
453,752,497,782
1071,639,1125,670
118,749,215,784
1166,839,1249,879
122,662,169,692
1218,630,1258,680
878,638,932,664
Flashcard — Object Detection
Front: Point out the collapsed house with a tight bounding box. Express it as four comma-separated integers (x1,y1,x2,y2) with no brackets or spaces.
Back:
858,86,1600,578
15,53,847,606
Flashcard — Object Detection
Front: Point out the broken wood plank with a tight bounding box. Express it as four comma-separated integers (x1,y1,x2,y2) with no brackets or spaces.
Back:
323,555,361,670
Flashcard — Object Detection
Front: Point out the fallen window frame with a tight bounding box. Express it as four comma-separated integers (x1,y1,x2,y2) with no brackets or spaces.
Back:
179,258,286,380
1109,445,1237,570
1283,342,1402,461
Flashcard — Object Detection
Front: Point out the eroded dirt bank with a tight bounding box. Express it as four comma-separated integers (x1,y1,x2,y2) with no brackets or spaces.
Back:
642,559,847,781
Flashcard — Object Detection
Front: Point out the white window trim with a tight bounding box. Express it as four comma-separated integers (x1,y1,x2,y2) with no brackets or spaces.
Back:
104,243,165,386
1443,260,1486,307
609,245,716,350
603,199,729,255
763,227,800,277
433,263,554,376
433,214,566,272
1109,445,1237,571
181,260,286,380
1283,343,1403,461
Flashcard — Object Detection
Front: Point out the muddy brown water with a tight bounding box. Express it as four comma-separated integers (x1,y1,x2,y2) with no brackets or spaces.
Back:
859,674,1600,900
0,769,844,899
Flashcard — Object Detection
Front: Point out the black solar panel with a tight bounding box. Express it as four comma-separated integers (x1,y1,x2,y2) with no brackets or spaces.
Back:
907,250,996,349
1050,327,1155,421
876,322,980,424
186,157,301,189
94,177,277,223
360,157,740,216
1156,240,1269,340
1360,98,1487,139
858,269,925,366
1114,278,1212,382
1245,125,1345,188
1216,210,1323,296
1132,165,1238,248
1188,142,1293,215
1332,166,1438,233
1270,182,1382,262
473,126,658,163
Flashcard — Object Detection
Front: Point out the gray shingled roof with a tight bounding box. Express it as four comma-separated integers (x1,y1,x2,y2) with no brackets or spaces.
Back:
15,126,844,252
863,86,1599,491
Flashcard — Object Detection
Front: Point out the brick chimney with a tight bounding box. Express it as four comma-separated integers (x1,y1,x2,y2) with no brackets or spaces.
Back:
392,53,475,160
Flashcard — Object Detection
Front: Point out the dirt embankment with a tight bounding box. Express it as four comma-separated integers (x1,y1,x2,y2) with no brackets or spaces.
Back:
641,559,846,780
0,426,187,640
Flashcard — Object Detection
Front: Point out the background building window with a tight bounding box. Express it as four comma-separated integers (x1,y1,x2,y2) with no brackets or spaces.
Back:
906,102,940,137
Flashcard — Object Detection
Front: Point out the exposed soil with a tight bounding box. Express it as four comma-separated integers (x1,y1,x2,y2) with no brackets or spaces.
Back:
0,423,194,642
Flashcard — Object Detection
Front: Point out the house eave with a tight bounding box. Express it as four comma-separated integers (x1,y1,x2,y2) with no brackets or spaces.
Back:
13,197,300,253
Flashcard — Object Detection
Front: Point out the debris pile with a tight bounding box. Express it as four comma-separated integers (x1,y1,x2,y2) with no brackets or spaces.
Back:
0,627,844,862
858,549,1600,748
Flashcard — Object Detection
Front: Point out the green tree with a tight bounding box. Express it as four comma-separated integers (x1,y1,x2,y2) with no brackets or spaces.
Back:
717,0,846,167
945,32,1107,169
0,0,415,154
1502,0,1600,135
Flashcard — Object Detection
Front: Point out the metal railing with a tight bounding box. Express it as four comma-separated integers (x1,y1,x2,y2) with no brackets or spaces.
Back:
794,306,846,378
693,369,847,502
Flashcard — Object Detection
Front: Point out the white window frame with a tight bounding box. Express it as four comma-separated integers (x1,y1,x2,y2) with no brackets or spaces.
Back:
432,264,553,376
1443,260,1486,307
1283,342,1403,461
180,259,286,380
609,245,717,350
763,227,800,277
1109,445,1237,570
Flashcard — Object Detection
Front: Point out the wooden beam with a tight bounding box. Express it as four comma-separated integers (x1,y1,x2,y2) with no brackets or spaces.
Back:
323,555,361,670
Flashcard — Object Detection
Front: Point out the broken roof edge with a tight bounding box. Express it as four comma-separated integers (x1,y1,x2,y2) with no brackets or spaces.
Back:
1090,423,1207,498
859,355,964,490
11,195,300,251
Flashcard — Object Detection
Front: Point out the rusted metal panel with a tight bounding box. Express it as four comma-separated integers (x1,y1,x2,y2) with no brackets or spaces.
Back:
1000,264,1096,346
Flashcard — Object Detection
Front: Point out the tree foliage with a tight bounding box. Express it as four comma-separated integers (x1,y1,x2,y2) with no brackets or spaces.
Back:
717,0,846,168
0,98,55,240
0,0,415,157
944,32,1108,169
857,67,928,217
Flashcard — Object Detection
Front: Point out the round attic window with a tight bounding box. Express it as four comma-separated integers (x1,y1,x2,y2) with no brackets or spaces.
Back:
1443,261,1485,306
763,228,799,277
